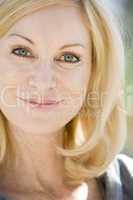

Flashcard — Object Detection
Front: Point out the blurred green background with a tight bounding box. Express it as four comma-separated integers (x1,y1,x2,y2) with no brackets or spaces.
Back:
108,0,133,157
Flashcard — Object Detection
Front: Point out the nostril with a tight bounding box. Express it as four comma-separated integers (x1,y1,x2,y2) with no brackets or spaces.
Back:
28,76,57,91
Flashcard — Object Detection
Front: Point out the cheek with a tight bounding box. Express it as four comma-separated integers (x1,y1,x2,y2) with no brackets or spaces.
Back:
60,68,89,110
64,67,89,98
0,60,29,86
0,86,17,110
0,62,28,107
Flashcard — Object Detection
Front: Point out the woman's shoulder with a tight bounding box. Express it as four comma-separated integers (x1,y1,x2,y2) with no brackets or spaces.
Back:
99,153,133,200
115,153,133,173
113,153,133,189
115,153,133,199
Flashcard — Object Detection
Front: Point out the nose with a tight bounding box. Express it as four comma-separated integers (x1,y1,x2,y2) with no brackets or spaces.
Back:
28,62,57,93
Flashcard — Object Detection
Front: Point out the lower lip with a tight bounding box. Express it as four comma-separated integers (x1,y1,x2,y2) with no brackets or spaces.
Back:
18,98,63,110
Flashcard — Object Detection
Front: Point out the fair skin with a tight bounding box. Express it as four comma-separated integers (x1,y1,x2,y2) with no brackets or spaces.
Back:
0,2,103,200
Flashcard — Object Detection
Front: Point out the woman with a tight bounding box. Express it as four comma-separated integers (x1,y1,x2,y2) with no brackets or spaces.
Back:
0,0,132,200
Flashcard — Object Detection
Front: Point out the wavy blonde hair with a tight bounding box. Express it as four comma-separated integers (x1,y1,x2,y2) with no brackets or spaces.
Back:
0,0,126,187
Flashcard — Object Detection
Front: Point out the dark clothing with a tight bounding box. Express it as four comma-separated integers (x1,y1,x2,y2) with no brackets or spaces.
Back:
0,154,133,200
98,154,133,200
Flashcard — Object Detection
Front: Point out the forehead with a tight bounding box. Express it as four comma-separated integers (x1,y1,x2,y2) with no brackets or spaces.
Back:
6,4,90,48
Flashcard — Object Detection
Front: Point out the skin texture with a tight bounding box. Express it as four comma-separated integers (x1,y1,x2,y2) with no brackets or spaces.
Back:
0,2,102,200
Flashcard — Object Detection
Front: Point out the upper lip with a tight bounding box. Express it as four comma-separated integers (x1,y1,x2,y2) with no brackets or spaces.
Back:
17,97,63,105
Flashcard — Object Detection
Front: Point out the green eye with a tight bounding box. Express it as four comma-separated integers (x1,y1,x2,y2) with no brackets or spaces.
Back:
12,47,33,58
58,53,81,64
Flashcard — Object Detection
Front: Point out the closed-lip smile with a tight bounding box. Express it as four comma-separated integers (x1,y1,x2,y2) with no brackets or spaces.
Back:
17,96,63,106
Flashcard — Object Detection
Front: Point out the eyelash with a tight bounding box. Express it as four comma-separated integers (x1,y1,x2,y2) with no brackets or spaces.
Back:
11,46,81,64
11,46,34,59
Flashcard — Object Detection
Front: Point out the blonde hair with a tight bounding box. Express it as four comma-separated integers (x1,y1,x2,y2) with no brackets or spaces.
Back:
0,0,127,187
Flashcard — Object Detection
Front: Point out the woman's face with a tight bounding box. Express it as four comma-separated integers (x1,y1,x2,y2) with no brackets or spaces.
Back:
0,3,91,135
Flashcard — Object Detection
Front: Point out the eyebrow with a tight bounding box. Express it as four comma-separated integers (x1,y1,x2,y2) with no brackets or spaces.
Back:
8,33,34,45
8,33,85,49
59,43,85,49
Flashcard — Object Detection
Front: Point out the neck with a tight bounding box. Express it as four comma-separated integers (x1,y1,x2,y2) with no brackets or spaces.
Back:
0,122,103,200
0,121,71,198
